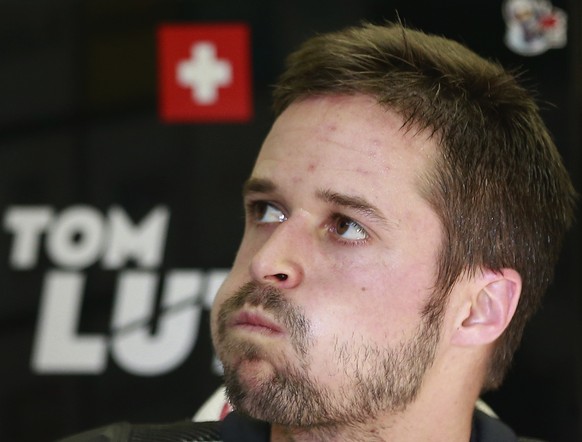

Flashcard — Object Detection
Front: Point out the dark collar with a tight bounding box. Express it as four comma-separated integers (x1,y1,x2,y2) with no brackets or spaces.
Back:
471,409,518,442
221,409,520,442
221,411,270,442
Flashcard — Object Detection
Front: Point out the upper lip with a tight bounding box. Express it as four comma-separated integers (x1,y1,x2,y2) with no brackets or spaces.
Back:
230,309,284,334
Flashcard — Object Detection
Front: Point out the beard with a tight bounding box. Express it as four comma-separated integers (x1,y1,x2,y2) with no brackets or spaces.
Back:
213,281,442,427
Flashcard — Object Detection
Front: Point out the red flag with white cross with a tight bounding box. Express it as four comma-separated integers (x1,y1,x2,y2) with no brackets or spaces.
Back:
157,23,253,122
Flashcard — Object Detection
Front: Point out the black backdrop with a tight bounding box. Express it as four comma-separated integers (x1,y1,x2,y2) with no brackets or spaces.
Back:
0,1,580,441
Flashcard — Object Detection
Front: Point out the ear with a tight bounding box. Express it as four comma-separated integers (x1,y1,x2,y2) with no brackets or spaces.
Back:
451,269,522,347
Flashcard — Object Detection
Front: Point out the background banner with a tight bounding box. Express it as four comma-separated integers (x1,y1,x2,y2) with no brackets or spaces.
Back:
0,1,579,441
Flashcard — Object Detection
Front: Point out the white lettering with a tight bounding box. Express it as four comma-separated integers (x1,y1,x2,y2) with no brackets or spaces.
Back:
4,206,52,269
46,206,104,269
5,204,230,376
31,271,107,373
110,270,203,376
102,206,169,269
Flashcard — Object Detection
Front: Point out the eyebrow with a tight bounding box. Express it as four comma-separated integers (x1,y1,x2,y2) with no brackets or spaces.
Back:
243,177,277,196
317,189,392,227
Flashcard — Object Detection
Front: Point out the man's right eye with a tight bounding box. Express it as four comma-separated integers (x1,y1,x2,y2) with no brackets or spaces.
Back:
248,201,287,223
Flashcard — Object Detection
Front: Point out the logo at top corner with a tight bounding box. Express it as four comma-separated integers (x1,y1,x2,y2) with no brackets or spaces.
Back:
503,0,567,56
157,23,253,122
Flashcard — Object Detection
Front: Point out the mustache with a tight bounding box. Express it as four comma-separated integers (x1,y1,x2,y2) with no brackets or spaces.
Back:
217,281,311,357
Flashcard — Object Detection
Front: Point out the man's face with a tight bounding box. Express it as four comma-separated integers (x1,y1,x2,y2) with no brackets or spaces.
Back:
211,95,445,426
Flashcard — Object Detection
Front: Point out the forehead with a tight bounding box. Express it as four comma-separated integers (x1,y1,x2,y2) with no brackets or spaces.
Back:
255,95,438,194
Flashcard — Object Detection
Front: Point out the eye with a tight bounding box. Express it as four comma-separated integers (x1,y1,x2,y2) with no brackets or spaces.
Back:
249,201,287,223
332,216,368,241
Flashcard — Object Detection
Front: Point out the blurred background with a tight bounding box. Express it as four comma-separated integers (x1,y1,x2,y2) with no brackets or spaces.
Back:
0,1,579,441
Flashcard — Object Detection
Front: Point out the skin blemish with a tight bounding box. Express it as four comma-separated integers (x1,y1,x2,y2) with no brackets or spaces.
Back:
354,167,371,176
361,287,367,292
307,163,317,172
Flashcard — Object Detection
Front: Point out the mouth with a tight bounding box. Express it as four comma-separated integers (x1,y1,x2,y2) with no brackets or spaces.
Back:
230,310,284,335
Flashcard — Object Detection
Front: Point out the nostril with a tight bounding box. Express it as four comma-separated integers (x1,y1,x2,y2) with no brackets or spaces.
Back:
275,273,288,281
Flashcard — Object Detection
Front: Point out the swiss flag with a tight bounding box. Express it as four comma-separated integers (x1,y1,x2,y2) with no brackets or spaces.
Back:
157,23,252,123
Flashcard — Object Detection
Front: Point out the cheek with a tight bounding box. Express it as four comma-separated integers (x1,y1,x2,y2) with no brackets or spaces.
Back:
305,253,432,343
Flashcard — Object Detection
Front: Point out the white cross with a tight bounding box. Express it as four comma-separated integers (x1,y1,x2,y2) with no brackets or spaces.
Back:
176,41,232,105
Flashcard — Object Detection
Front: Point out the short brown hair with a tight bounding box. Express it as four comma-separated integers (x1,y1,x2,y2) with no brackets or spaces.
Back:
273,23,576,390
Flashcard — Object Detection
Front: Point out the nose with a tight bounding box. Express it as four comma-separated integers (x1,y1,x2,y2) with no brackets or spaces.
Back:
249,219,306,289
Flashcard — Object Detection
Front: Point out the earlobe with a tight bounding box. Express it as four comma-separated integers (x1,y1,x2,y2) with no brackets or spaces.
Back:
452,269,522,347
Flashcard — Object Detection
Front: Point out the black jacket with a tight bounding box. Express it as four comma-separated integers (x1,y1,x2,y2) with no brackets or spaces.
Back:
57,410,543,442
